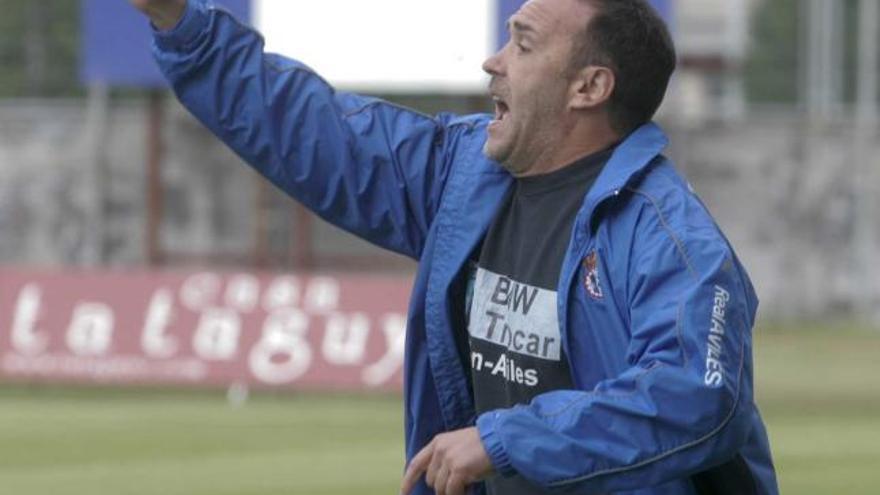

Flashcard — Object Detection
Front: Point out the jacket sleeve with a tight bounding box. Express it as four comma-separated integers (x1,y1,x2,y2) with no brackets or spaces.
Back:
476,189,758,493
151,0,457,259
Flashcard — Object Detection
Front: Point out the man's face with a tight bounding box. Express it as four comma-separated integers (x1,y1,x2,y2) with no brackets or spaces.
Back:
482,0,593,175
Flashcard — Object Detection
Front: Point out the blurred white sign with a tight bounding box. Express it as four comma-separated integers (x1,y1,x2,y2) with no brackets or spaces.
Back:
254,0,495,93
675,0,748,60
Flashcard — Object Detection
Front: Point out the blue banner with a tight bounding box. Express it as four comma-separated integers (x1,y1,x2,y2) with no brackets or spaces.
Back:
80,0,249,87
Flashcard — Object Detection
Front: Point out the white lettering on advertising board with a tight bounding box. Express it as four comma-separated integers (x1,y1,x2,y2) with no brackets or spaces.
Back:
2,274,406,388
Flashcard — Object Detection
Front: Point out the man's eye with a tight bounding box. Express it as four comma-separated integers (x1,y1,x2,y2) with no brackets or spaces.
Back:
517,43,530,53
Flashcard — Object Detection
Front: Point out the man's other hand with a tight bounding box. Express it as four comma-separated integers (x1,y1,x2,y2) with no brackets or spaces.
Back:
400,427,494,495
128,0,187,31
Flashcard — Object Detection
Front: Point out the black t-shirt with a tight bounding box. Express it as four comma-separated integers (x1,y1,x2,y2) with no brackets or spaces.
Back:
466,148,611,495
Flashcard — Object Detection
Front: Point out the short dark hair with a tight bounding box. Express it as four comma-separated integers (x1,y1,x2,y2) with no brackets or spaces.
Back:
572,0,676,134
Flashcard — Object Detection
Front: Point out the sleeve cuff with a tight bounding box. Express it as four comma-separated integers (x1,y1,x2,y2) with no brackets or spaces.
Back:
153,0,210,51
476,411,516,477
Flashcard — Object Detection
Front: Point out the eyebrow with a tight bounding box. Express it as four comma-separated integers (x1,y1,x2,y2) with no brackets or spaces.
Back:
506,18,537,35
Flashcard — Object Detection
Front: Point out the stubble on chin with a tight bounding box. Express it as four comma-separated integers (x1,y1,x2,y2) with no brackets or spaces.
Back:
483,143,524,176
483,140,511,170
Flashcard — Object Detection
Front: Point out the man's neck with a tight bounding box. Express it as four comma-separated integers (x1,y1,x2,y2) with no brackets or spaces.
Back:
515,121,620,178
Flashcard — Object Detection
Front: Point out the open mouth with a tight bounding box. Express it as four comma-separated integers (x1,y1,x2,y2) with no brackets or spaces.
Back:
492,96,510,122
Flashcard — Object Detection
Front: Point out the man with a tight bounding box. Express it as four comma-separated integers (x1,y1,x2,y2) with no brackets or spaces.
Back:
130,0,778,494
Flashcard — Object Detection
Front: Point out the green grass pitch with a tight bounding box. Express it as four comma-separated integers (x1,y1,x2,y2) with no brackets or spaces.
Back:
1,326,879,494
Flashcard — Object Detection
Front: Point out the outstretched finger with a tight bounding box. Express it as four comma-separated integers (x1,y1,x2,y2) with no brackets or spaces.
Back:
401,442,434,495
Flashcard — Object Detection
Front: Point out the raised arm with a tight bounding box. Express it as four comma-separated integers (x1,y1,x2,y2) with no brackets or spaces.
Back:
131,0,462,258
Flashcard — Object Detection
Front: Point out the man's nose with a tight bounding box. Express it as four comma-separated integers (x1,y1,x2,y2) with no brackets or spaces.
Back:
482,51,503,76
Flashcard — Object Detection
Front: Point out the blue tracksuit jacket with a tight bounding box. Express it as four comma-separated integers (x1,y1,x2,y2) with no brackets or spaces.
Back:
151,2,779,494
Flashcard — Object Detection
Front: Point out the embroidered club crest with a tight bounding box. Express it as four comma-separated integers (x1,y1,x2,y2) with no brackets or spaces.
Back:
583,251,603,300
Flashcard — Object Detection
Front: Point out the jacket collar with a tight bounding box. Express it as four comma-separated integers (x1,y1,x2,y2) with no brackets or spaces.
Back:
583,121,669,217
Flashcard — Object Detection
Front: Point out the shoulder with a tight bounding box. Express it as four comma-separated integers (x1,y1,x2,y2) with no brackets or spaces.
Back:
616,158,734,277
628,158,712,229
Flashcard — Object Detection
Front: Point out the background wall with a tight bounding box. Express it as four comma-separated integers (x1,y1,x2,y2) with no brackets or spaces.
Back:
1,99,877,320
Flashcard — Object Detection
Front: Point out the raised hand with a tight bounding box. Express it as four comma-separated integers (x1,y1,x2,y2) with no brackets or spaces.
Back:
127,0,187,30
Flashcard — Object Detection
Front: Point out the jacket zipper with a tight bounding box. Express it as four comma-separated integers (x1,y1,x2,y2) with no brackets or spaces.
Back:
558,188,620,387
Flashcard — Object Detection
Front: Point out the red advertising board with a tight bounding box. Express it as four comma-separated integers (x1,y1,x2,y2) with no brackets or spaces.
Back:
0,268,411,392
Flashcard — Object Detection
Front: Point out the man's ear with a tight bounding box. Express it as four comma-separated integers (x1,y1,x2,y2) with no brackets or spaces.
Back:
570,65,615,110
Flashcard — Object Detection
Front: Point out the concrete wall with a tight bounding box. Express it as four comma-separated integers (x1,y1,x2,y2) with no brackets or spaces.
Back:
1,98,878,320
